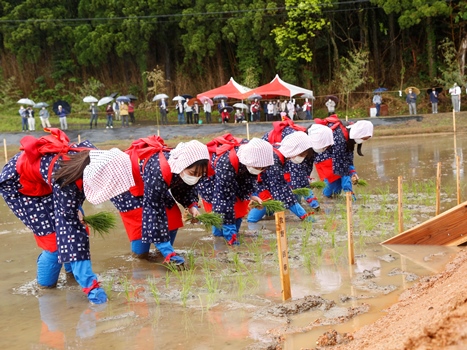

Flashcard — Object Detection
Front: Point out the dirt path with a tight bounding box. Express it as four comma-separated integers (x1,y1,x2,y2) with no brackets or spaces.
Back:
313,249,467,350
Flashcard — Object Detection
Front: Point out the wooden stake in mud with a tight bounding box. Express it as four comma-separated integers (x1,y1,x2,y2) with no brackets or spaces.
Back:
3,138,7,163
78,134,81,144
436,162,441,215
398,176,403,233
457,156,461,205
274,211,291,301
453,109,457,133
346,192,355,265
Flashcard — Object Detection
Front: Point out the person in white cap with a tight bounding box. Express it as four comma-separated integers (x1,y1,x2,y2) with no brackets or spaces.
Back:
247,131,316,225
197,134,274,245
0,128,134,304
110,136,209,264
262,118,320,211
312,117,373,198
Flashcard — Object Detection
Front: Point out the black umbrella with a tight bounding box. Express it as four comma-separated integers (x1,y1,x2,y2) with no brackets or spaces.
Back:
325,95,339,104
127,94,138,100
182,94,193,100
426,87,443,95
53,100,71,115
110,92,119,98
219,106,234,113
213,94,228,101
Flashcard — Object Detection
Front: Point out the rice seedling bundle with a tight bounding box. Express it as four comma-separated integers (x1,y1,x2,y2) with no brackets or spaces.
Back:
82,211,117,238
185,212,223,231
309,180,325,189
252,199,286,215
292,188,311,197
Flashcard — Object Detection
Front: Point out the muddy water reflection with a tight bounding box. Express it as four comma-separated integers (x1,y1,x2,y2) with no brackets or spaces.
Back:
0,134,464,349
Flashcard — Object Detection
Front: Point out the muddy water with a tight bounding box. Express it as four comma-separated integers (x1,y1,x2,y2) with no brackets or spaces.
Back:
0,133,464,350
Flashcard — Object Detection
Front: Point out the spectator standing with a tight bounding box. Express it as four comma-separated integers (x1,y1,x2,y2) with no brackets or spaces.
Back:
273,100,279,120
221,108,230,124
303,98,313,120
203,100,212,124
251,99,261,122
325,98,336,116
235,109,244,123
287,99,295,119
448,83,461,112
19,106,28,132
176,100,185,124
185,100,193,124
128,101,135,123
160,98,168,125
430,88,439,114
105,103,114,128
113,101,120,121
27,107,35,131
405,88,417,115
193,101,200,124
89,103,98,129
39,107,52,129
372,93,382,117
120,102,130,127
267,101,274,121
56,105,68,130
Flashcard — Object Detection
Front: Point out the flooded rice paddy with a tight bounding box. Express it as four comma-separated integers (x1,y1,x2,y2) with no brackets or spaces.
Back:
0,133,465,349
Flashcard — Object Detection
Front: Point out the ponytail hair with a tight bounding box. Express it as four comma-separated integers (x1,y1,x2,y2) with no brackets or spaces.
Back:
53,151,91,188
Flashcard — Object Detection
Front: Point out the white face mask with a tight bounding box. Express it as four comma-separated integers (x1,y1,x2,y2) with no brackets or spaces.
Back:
354,138,364,144
180,173,201,186
247,166,263,175
290,156,305,164
313,147,327,154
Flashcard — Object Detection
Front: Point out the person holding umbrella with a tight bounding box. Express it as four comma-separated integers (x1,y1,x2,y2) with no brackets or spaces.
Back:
19,106,28,132
56,105,68,130
325,98,336,116
449,83,461,112
372,93,382,117
193,101,200,124
175,99,185,124
184,99,193,124
39,107,52,129
120,102,129,127
251,99,261,122
221,108,230,124
160,98,168,125
128,101,135,124
203,99,212,124
89,103,98,129
105,103,114,128
406,88,417,115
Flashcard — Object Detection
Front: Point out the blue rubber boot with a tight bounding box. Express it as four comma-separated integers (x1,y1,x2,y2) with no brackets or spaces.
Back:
69,260,107,304
131,239,151,259
37,250,62,288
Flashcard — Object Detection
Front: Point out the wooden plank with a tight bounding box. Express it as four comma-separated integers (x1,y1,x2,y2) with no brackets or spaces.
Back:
382,201,467,246
275,211,291,301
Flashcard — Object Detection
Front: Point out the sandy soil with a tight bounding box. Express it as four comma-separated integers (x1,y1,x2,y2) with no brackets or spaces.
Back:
310,248,467,350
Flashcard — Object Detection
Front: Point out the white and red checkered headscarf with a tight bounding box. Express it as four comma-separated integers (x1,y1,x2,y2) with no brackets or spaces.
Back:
168,140,209,174
277,131,314,158
348,120,374,140
237,138,274,167
308,124,334,149
83,148,135,205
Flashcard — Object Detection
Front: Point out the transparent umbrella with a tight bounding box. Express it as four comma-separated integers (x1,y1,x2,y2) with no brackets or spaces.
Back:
83,96,98,103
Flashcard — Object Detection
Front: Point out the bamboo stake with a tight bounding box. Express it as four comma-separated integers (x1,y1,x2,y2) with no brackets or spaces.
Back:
274,211,291,301
3,138,7,163
346,192,355,265
78,134,81,144
246,122,250,140
398,176,403,233
457,156,461,205
453,109,456,133
436,162,441,216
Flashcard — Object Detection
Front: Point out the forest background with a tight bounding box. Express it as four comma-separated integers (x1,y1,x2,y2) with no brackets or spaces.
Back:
0,0,467,121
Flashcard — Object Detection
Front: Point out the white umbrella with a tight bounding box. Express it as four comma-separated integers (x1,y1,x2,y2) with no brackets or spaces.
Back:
172,95,185,101
17,98,35,106
233,103,249,110
83,95,98,103
33,102,49,108
300,93,315,100
153,93,169,101
97,96,114,106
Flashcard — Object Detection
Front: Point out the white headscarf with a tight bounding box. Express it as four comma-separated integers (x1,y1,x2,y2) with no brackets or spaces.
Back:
83,148,135,205
308,124,334,149
237,138,274,167
277,131,313,158
348,120,374,140
168,140,209,174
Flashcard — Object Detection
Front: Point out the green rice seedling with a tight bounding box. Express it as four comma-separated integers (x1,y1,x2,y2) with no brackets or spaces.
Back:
251,199,286,215
329,231,336,248
310,180,325,189
165,270,171,289
119,276,133,302
331,245,345,265
102,276,114,298
185,212,223,231
356,179,368,186
185,250,196,271
232,252,246,272
165,263,197,307
82,211,117,238
292,187,311,197
146,277,161,305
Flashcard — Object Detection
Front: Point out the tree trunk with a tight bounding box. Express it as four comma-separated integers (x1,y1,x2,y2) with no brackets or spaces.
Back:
426,17,436,79
371,9,380,83
458,33,467,77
